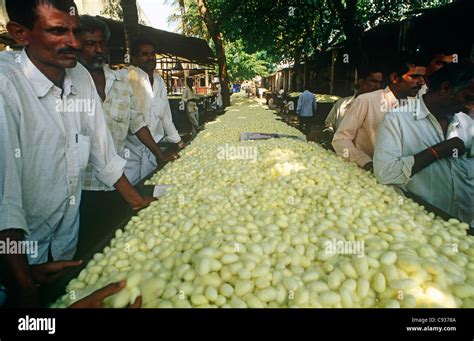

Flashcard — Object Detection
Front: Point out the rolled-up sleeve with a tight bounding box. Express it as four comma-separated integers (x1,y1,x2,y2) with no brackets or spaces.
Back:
87,91,126,187
159,78,181,143
0,91,28,233
332,96,372,167
373,112,414,185
128,85,147,135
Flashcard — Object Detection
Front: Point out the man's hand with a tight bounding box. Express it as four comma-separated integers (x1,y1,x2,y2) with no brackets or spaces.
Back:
1,230,40,307
436,137,466,159
362,161,374,172
114,175,156,211
30,260,83,286
413,137,467,176
132,196,156,212
159,153,179,163
69,281,142,308
177,141,187,149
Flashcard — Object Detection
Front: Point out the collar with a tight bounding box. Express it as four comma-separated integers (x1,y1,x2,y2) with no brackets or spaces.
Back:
130,65,160,87
415,95,460,128
131,65,153,80
103,64,126,96
413,95,430,120
19,49,76,98
383,86,399,109
104,64,125,81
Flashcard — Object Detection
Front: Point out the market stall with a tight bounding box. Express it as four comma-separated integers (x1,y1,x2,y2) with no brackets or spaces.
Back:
168,93,220,134
48,93,474,309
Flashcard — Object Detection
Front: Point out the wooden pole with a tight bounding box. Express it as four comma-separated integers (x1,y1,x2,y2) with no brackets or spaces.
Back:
330,50,336,95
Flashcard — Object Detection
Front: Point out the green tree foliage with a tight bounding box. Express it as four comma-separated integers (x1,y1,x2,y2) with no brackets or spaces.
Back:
167,0,210,39
102,0,124,20
225,40,276,82
102,0,149,25
217,0,454,66
168,0,278,81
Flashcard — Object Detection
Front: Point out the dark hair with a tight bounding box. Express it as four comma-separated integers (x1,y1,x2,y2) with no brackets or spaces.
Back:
385,53,426,78
80,15,110,42
131,37,156,57
358,67,383,80
427,61,474,92
422,46,457,65
6,0,78,29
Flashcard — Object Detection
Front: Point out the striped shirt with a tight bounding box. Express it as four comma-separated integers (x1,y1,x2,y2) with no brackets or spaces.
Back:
374,96,474,227
332,87,399,167
0,50,125,261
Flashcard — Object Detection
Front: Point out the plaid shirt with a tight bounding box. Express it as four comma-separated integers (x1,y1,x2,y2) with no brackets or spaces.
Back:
83,65,147,191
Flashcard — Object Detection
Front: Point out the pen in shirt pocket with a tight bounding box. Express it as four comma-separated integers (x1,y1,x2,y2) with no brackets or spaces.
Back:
76,133,78,143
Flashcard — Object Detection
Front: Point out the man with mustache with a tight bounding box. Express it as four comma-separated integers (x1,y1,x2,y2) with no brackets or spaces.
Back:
77,15,175,251
0,0,153,307
125,38,183,185
374,62,474,228
332,57,426,171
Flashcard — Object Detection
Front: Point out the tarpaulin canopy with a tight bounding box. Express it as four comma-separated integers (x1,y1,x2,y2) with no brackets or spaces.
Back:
98,16,216,66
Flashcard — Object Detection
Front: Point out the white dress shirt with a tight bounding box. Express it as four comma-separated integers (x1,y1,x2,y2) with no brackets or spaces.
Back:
125,66,180,184
127,66,180,143
374,96,474,227
0,50,125,262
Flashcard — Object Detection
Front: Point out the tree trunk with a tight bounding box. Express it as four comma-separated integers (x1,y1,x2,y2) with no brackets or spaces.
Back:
179,0,186,34
327,0,367,71
197,0,231,108
120,0,140,59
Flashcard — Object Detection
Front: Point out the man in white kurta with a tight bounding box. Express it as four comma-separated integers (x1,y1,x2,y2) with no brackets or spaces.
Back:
125,64,181,184
0,1,154,308
0,50,126,263
374,63,474,227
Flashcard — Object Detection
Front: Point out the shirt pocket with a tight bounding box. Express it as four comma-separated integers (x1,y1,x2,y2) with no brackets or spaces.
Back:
109,99,129,122
76,134,91,170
